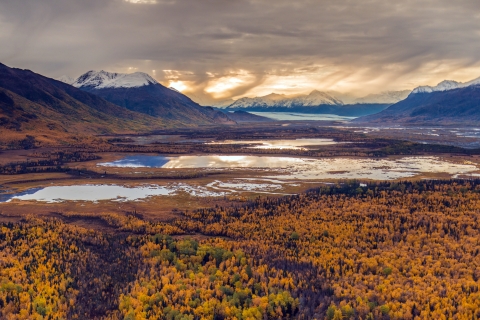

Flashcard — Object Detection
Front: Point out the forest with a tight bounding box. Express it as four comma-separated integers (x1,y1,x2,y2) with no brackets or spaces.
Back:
1,180,480,319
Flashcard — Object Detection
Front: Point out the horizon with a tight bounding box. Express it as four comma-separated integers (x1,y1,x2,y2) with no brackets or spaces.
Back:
44,66,480,104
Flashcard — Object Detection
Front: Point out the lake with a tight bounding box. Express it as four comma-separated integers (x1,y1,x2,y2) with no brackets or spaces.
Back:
99,155,479,180
206,138,339,150
249,112,356,121
3,155,478,202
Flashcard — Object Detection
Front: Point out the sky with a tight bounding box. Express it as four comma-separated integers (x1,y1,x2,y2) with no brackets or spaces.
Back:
1,0,480,105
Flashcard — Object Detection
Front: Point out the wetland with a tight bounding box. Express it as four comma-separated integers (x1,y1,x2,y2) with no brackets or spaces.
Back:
2,122,480,222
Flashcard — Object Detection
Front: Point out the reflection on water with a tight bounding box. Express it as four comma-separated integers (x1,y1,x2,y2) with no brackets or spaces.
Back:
99,155,170,168
99,155,479,180
206,138,338,150
5,185,172,203
0,188,43,202
2,184,226,203
4,155,480,202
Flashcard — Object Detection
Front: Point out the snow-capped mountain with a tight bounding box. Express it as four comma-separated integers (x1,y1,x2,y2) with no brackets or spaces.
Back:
65,70,234,125
355,84,480,125
412,76,480,94
353,90,411,104
71,70,158,89
226,90,342,109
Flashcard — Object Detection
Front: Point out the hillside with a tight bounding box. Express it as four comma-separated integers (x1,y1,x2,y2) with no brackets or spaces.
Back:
0,63,177,147
69,71,234,125
221,110,274,122
354,85,480,125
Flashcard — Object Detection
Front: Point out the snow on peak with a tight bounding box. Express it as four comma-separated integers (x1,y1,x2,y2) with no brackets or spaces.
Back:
353,90,411,104
226,91,343,109
71,70,158,89
57,75,75,85
412,77,480,94
301,90,343,106
464,76,480,87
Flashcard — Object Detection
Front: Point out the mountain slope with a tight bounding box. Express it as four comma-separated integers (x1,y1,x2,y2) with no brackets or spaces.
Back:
71,71,234,125
221,110,274,123
353,85,480,125
0,63,172,146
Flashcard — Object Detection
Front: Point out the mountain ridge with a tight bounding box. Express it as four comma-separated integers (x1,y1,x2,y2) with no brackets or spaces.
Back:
68,70,235,125
412,76,480,94
0,63,173,147
353,85,480,125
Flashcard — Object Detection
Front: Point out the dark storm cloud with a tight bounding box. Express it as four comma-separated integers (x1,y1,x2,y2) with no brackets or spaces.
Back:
1,0,480,100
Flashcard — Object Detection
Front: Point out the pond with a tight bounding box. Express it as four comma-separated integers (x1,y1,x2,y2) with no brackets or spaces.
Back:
1,183,223,203
98,155,479,180
3,156,478,203
206,138,339,150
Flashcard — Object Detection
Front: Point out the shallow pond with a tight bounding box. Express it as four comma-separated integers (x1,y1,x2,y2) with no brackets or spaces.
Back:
99,155,479,180
206,138,338,150
2,183,224,203
4,156,478,203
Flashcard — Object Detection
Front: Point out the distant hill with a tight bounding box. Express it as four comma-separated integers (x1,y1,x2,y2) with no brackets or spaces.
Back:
353,85,480,125
353,90,411,104
226,91,343,109
221,110,274,123
222,90,393,116
0,63,171,147
412,77,480,94
67,71,234,125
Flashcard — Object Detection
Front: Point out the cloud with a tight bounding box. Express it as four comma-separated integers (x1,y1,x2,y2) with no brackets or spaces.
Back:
0,0,480,103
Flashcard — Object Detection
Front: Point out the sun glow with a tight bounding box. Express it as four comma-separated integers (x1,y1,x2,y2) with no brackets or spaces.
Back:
169,80,188,92
205,70,255,99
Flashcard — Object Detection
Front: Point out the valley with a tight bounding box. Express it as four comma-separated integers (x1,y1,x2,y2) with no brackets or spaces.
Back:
3,2,480,318
2,122,480,230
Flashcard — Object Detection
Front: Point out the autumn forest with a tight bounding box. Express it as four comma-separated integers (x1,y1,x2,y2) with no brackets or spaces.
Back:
1,180,480,319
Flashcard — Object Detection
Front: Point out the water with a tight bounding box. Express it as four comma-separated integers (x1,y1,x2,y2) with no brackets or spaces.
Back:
99,155,171,168
2,183,223,203
99,155,479,180
206,138,338,150
4,156,479,202
250,112,356,121
0,188,43,202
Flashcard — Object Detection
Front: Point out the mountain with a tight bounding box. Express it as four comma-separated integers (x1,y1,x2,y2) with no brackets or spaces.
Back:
226,91,343,109
70,71,234,125
411,76,480,94
353,85,480,125
224,90,389,116
0,63,173,147
353,90,411,104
